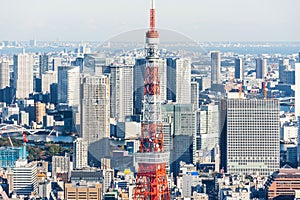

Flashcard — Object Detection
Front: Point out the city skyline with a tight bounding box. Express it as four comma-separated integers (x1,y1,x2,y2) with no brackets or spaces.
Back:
0,0,299,41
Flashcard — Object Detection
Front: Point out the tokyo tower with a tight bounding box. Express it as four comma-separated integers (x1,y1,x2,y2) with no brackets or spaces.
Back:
134,0,170,199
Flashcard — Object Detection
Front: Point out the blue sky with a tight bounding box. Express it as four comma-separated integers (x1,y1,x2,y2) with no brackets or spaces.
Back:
0,0,299,41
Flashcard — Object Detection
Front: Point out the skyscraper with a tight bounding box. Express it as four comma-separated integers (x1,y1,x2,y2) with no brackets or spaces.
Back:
225,98,280,176
191,81,199,110
39,54,49,76
80,75,110,164
0,60,10,89
296,64,300,117
255,58,267,79
166,57,191,104
278,58,289,83
13,53,34,99
73,138,88,169
234,57,243,80
110,65,133,122
57,66,80,107
161,103,196,177
211,51,221,85
197,103,219,151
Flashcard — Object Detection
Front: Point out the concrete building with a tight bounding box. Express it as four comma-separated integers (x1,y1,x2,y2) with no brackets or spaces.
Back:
35,102,46,124
83,53,108,74
13,161,38,196
196,103,219,151
110,65,133,122
266,166,300,199
13,53,34,99
255,58,267,79
234,57,243,80
161,103,196,177
279,58,290,83
57,66,80,107
41,70,57,93
191,81,199,110
73,138,88,169
295,63,300,117
80,75,110,164
39,54,49,76
0,60,10,89
211,51,221,85
225,99,280,176
166,57,191,104
65,182,102,200
80,74,110,141
52,154,71,180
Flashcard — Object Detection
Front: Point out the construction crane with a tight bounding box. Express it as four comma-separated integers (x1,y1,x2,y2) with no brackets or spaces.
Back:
263,64,275,100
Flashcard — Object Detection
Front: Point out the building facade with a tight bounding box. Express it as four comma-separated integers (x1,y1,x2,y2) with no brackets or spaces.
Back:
110,65,133,122
234,58,243,80
255,58,267,79
211,51,221,85
73,138,88,169
13,53,34,99
226,99,280,176
57,66,80,107
0,60,10,89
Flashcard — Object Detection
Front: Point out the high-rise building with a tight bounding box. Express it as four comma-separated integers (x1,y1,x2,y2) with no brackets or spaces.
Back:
211,51,221,85
110,65,133,122
83,53,108,74
39,54,49,76
191,81,199,110
295,63,300,117
196,103,219,151
279,58,290,83
73,138,88,169
234,58,243,80
80,74,110,142
0,60,10,89
255,58,267,79
13,53,34,99
35,102,46,124
225,98,280,176
52,154,71,180
41,71,57,93
166,57,191,104
134,58,167,114
57,66,80,106
161,103,196,177
13,162,38,196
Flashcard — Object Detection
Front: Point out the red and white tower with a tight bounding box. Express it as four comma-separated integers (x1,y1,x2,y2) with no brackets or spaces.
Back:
134,0,170,199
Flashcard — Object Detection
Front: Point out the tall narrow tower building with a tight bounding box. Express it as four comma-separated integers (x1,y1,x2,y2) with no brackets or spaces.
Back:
134,0,170,199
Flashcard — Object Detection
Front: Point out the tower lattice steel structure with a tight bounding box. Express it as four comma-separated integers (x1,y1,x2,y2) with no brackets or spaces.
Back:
134,0,170,199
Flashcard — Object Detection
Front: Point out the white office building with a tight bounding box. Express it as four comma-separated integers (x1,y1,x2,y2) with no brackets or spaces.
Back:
13,162,38,196
226,99,280,176
110,65,133,122
73,138,88,169
57,66,80,107
0,60,10,89
13,53,34,99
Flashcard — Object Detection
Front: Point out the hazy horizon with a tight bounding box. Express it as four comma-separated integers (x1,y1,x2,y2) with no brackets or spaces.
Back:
0,0,299,42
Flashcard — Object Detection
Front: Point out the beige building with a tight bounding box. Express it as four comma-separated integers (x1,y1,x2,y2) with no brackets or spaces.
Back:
65,182,102,200
35,102,46,124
